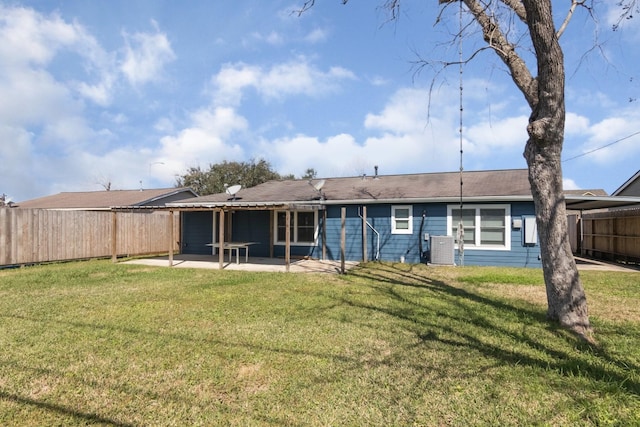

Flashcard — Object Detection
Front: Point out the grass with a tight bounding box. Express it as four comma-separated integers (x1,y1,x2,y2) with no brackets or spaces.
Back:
0,260,639,426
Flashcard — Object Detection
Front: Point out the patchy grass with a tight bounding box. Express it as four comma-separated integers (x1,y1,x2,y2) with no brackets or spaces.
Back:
0,260,639,426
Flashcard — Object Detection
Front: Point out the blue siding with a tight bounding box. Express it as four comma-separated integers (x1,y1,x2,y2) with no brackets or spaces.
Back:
323,202,541,268
457,202,541,268
231,211,272,257
181,211,213,254
180,201,542,267
324,204,448,264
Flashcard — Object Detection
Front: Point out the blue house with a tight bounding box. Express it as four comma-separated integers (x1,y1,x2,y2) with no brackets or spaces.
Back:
168,168,544,268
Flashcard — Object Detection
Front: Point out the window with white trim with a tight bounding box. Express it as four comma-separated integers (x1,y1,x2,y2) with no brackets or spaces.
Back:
274,210,318,245
391,205,413,234
447,205,511,250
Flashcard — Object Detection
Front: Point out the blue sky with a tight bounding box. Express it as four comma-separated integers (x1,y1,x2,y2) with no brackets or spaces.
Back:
2,1,639,202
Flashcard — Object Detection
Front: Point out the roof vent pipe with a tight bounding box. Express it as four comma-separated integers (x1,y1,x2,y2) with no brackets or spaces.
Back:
374,165,379,179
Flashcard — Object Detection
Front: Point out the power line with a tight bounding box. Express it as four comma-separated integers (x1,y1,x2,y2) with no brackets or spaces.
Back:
563,130,640,162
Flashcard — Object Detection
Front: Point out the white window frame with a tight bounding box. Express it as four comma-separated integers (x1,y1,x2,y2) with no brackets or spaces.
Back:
447,204,511,250
391,205,413,235
273,210,319,246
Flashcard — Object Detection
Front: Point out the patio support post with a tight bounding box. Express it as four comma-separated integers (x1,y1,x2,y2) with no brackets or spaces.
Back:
219,209,225,270
322,209,327,261
269,210,274,258
579,210,585,257
362,205,368,262
285,209,291,272
111,211,117,263
341,207,346,274
168,210,174,267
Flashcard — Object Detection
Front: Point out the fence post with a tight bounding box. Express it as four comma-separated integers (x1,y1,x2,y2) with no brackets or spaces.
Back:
111,211,117,262
168,210,174,267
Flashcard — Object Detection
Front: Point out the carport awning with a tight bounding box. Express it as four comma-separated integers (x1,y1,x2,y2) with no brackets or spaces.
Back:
565,195,640,211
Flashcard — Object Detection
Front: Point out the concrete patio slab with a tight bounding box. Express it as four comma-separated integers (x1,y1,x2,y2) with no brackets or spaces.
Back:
122,254,359,274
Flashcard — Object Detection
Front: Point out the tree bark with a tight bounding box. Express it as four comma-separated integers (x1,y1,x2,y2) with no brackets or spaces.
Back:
521,0,592,339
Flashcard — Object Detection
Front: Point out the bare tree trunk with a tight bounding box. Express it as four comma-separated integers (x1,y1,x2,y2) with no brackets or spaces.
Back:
522,0,592,340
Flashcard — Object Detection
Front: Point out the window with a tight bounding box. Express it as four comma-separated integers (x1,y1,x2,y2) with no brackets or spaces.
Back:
448,205,511,250
274,210,318,245
392,205,413,234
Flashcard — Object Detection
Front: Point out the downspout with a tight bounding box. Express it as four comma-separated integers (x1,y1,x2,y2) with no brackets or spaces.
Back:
358,206,380,261
419,210,427,263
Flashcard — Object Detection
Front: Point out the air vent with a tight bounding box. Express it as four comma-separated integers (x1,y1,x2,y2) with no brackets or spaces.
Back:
430,236,455,265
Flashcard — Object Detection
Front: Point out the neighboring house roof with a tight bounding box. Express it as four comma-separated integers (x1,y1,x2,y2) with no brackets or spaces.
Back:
16,188,197,210
612,170,640,196
170,169,533,208
564,189,608,197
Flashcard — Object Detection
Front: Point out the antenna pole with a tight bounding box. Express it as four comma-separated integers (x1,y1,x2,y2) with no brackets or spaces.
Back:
457,0,465,267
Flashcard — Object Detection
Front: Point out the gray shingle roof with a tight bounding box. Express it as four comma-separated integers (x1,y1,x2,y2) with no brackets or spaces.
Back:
564,189,608,197
17,188,197,209
172,169,532,207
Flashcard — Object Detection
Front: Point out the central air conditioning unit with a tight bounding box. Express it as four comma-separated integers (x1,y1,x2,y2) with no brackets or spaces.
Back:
430,235,455,265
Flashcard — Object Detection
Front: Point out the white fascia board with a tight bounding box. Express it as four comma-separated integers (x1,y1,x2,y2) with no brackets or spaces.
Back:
322,195,534,205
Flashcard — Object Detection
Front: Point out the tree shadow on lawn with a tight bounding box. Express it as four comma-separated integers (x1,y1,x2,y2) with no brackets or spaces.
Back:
0,390,134,427
344,262,640,398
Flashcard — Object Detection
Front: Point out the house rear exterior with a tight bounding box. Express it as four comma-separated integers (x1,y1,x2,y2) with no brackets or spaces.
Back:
170,169,542,268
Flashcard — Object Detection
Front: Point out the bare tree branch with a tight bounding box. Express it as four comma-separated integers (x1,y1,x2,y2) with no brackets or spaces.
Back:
462,0,538,108
557,0,585,39
614,0,639,30
498,0,527,22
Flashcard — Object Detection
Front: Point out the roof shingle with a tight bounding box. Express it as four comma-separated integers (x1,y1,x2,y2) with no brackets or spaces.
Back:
176,169,532,206
17,188,196,209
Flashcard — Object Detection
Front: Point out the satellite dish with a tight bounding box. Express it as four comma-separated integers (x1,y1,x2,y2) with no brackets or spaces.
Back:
226,184,242,196
313,179,326,191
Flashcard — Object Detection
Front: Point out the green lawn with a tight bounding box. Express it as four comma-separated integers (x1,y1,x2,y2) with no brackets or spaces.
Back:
0,260,639,426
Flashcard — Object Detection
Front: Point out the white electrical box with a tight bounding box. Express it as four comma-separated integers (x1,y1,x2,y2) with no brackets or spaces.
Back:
512,218,522,229
522,216,537,246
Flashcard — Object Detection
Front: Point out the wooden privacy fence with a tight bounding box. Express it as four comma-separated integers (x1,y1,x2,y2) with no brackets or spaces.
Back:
580,209,640,264
0,208,179,267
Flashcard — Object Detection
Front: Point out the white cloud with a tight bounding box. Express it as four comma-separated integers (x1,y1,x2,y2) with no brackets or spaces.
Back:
212,63,261,106
157,107,249,176
0,6,80,66
563,178,580,190
211,57,356,105
563,104,640,167
465,115,529,156
0,5,116,107
368,75,390,86
74,76,115,106
565,112,591,136
0,125,36,199
0,6,183,198
120,22,176,86
364,88,432,134
304,28,328,43
247,30,284,45
259,87,466,177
